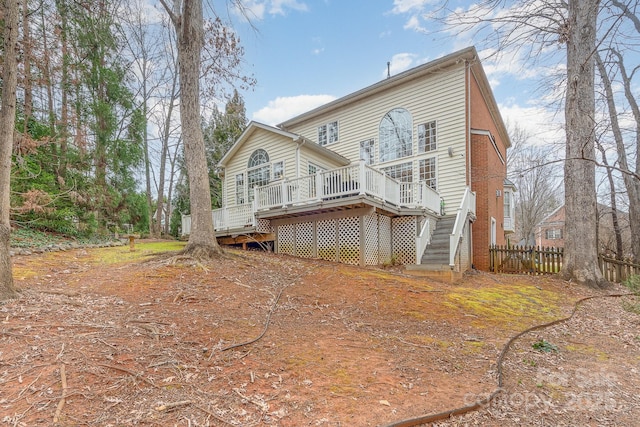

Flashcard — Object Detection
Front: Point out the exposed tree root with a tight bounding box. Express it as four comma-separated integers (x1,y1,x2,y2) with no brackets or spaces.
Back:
180,243,224,259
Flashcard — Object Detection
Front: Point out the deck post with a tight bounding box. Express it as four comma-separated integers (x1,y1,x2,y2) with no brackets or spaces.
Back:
281,180,288,208
359,160,366,195
316,173,323,200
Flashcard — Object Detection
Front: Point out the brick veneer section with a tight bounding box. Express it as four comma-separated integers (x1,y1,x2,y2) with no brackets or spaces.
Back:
471,133,506,270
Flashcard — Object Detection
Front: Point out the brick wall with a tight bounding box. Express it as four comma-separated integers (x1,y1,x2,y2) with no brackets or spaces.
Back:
471,133,506,270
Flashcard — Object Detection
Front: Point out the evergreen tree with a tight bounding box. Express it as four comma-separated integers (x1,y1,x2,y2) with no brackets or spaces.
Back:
204,90,247,208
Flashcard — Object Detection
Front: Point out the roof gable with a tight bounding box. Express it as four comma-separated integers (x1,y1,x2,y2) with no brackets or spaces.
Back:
218,121,349,168
278,46,510,149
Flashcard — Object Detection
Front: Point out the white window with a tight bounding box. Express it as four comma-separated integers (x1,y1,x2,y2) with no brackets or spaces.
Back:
418,121,437,153
360,139,374,165
307,162,324,175
235,173,245,205
382,162,413,182
503,190,512,218
546,229,563,240
419,157,437,190
379,108,412,162
317,121,338,146
247,149,270,202
273,161,284,180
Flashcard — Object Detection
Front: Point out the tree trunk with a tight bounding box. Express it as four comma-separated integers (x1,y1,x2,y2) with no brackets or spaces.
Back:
562,0,606,287
610,49,640,263
0,0,20,300
154,68,178,237
176,0,222,257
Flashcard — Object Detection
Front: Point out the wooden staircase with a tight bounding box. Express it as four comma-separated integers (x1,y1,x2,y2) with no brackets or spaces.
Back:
405,215,462,281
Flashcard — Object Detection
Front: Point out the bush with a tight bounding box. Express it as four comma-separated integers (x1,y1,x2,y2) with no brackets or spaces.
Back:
621,275,640,315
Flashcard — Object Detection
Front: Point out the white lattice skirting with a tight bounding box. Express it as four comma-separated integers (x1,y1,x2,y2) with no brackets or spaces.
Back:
275,211,418,266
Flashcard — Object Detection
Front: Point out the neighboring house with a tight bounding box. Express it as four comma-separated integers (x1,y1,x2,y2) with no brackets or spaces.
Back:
536,204,631,259
182,46,513,274
536,205,565,248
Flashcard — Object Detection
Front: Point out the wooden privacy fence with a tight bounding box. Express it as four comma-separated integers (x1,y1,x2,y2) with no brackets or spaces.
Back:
598,256,640,283
490,245,563,275
490,245,640,283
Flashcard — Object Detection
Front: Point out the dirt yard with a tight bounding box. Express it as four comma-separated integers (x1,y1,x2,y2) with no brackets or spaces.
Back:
2,241,638,426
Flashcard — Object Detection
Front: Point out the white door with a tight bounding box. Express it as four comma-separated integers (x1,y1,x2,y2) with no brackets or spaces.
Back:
490,217,497,246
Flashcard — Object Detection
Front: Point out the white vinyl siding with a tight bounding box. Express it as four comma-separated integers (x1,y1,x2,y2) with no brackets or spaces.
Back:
283,65,467,207
223,129,298,207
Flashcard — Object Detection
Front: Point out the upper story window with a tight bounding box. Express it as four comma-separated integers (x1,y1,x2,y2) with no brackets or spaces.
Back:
419,158,437,190
418,121,437,153
360,139,374,165
318,121,339,146
503,190,512,218
247,149,270,201
273,161,284,180
248,149,269,168
546,229,563,240
379,108,412,162
381,161,413,182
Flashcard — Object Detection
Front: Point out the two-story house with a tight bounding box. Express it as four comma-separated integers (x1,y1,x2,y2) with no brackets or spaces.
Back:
181,46,514,276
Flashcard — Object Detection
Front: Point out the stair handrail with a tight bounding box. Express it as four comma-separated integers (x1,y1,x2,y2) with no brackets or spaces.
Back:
449,187,476,267
415,218,431,264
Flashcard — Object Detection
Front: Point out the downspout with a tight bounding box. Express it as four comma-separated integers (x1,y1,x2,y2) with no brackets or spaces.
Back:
218,167,225,207
466,58,474,268
295,136,307,178
466,58,472,186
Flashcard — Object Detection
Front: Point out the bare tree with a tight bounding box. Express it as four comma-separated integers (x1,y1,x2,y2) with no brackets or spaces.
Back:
507,124,562,245
0,0,20,300
595,50,638,262
159,0,222,257
432,0,607,286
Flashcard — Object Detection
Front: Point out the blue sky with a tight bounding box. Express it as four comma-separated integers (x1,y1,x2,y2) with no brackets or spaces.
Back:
215,0,565,144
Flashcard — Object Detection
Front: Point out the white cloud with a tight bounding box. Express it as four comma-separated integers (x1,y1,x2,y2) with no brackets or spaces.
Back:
390,0,432,14
269,0,308,15
499,102,564,146
384,53,418,77
233,0,307,20
312,47,325,55
403,15,425,31
252,94,336,125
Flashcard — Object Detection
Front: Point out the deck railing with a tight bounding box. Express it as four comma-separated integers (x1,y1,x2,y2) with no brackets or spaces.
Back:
212,203,255,231
253,160,441,213
181,160,442,235
449,187,476,267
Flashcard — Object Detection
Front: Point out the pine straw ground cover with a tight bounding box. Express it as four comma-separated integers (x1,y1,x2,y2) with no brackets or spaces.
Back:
1,241,638,426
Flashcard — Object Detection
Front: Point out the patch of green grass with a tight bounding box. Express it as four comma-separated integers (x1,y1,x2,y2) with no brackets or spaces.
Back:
444,285,563,328
532,339,558,353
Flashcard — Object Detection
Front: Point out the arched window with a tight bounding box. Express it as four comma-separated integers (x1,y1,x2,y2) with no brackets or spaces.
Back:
248,149,269,168
379,108,413,162
247,149,270,201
